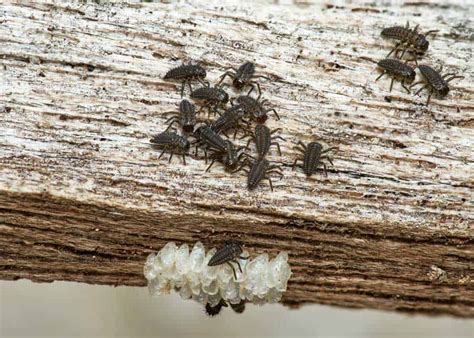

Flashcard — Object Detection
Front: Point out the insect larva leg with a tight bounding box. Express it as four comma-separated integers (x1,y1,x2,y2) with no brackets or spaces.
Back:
255,82,262,99
254,73,272,80
415,85,427,96
222,66,239,72
242,119,252,130
247,83,256,96
247,82,262,99
401,81,411,94
180,82,185,98
410,80,424,88
292,158,300,171
322,163,328,177
187,82,192,94
217,71,235,85
267,177,274,192
164,117,179,130
234,260,243,273
445,75,464,83
267,165,283,175
232,162,248,174
321,147,337,154
441,73,457,79
245,136,254,150
182,154,186,165
389,78,395,92
158,150,166,160
293,146,306,154
237,152,249,163
200,80,211,87
267,170,285,185
426,92,432,106
244,153,255,161
268,109,280,120
227,262,237,280
424,30,439,38
321,155,334,167
197,78,208,86
375,72,386,81
168,152,174,163
164,115,177,124
271,142,282,156
270,128,283,134
296,141,307,149
399,47,408,59
205,159,217,172
162,109,178,116
386,43,402,58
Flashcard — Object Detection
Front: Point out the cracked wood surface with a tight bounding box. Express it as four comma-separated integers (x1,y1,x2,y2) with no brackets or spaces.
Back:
0,1,473,317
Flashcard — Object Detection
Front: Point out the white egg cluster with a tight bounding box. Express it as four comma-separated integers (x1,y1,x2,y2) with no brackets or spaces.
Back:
144,241,292,307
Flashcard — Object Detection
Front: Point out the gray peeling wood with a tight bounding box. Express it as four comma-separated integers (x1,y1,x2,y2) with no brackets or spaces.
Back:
0,1,473,317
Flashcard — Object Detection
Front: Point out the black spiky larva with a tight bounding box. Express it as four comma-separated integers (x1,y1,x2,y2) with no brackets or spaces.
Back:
381,22,438,59
410,64,464,106
191,83,229,116
150,130,190,165
164,99,197,133
193,124,228,161
293,141,336,177
376,59,416,93
204,299,228,317
229,300,246,314
218,61,270,96
205,140,249,173
194,124,247,166
163,62,207,97
236,93,280,124
211,104,249,138
208,241,248,280
245,124,284,159
241,158,284,191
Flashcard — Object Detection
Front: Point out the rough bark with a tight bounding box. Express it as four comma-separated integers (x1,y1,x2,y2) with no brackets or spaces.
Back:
0,1,473,317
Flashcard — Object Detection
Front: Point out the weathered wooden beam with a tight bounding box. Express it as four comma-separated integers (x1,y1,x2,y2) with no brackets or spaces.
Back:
0,1,473,317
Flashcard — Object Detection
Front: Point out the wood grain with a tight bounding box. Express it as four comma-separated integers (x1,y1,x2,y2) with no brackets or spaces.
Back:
0,1,473,317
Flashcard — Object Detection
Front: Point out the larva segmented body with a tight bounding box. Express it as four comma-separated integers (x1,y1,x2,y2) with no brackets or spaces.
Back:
208,241,247,280
246,124,284,159
376,58,416,93
246,158,283,191
293,141,336,177
236,94,280,124
164,63,207,97
410,65,464,105
150,131,190,164
381,22,438,59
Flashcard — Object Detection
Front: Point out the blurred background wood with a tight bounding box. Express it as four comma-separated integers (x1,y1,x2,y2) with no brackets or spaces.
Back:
0,1,473,317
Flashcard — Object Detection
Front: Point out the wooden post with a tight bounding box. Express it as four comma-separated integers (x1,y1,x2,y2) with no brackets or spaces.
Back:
0,1,473,317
